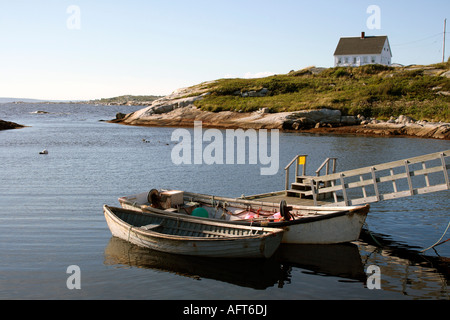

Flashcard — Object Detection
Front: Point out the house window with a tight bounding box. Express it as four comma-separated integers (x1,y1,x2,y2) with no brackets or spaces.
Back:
344,57,349,64
371,56,376,63
353,57,357,64
338,58,342,64
363,56,368,63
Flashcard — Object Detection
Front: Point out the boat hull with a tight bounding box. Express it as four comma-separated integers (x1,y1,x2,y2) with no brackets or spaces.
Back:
104,205,284,258
274,209,367,244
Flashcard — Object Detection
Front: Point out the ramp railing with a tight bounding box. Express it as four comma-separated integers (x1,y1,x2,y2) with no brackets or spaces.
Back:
305,150,450,206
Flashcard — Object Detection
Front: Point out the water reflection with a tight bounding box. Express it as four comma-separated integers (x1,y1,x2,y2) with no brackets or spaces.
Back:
359,229,449,299
104,231,449,299
104,237,286,290
104,237,366,290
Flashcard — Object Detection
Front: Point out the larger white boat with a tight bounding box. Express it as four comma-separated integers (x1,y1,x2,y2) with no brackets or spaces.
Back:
118,189,370,245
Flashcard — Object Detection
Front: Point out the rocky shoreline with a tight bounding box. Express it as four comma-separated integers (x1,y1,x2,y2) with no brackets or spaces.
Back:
0,119,24,131
296,121,450,139
113,86,450,140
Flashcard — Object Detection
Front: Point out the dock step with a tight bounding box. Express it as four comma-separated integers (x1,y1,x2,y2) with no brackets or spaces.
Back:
287,176,312,198
286,176,332,200
284,155,338,201
286,189,310,198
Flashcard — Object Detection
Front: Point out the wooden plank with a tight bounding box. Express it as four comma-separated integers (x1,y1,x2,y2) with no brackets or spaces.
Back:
360,175,368,199
285,167,290,191
140,223,161,230
312,184,345,194
310,180,318,206
422,162,430,187
371,167,380,202
441,153,450,188
163,224,248,238
404,160,414,196
415,184,449,195
380,190,415,201
339,173,349,206
331,179,338,203
390,168,398,192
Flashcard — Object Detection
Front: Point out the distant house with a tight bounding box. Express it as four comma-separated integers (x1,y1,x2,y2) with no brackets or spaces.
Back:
334,32,392,67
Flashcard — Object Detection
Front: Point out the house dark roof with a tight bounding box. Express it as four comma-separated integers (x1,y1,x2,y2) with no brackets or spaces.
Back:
334,35,389,56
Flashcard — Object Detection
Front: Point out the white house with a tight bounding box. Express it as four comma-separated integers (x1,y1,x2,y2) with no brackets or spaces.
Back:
334,32,392,67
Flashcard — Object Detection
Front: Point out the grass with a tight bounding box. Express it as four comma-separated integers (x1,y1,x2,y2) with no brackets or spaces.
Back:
194,62,450,122
89,95,162,105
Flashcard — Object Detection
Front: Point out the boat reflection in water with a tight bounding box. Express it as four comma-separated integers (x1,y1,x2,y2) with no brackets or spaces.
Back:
105,237,286,290
104,237,366,290
104,230,449,298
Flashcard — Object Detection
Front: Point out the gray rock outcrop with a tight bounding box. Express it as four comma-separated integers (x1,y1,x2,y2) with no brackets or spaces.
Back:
115,84,449,140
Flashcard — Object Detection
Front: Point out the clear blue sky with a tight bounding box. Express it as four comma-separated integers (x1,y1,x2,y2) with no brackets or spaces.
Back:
0,0,449,100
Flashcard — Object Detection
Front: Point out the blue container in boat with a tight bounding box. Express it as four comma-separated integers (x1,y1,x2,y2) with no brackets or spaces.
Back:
191,207,209,218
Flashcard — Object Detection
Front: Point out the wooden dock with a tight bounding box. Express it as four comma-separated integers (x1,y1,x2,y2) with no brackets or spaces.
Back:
248,150,450,207
243,191,331,206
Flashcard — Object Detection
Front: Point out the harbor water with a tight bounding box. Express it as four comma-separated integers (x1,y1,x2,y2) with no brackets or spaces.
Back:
0,103,449,300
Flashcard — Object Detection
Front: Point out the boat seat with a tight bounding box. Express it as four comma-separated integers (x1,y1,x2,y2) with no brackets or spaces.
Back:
140,223,162,231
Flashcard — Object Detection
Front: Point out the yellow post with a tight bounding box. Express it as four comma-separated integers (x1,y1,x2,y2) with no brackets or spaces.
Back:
297,155,307,176
298,156,306,165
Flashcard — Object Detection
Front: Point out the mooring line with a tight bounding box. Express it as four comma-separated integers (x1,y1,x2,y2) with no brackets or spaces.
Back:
420,220,450,253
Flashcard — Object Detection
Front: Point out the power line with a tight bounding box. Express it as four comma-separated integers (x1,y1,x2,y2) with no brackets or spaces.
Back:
443,18,447,63
392,32,444,47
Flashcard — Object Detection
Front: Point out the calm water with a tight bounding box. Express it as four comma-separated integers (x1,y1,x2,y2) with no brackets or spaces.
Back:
0,103,449,300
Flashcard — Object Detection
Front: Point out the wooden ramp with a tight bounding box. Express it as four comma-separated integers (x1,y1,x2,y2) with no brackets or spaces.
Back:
283,150,450,207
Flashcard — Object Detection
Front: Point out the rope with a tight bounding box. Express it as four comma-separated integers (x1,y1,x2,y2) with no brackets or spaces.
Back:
420,220,450,253
127,226,132,242
363,223,383,247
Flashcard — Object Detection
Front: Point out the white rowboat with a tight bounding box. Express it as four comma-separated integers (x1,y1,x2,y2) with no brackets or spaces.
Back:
103,205,284,259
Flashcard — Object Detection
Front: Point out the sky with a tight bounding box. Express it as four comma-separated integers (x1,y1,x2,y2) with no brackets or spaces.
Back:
0,0,449,101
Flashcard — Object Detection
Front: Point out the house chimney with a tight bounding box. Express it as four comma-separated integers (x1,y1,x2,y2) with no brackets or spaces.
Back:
361,32,365,39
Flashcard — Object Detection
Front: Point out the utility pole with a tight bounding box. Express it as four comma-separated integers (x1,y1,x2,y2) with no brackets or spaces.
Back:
444,18,447,63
